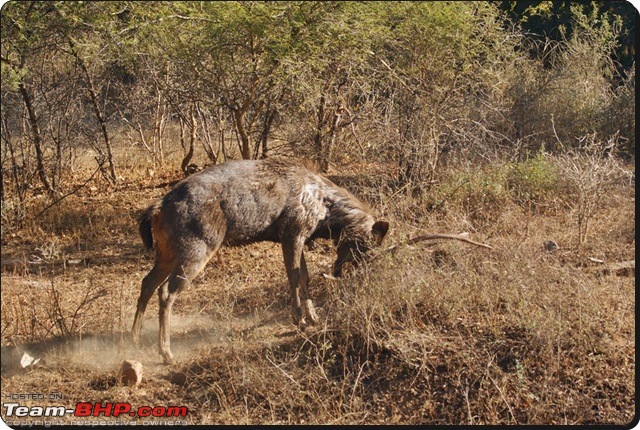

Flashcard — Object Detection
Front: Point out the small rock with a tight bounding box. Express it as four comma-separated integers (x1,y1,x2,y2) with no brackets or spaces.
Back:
66,259,83,265
20,351,41,368
543,240,559,251
121,360,143,387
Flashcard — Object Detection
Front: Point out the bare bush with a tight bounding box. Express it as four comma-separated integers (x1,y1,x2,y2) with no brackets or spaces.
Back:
555,133,632,249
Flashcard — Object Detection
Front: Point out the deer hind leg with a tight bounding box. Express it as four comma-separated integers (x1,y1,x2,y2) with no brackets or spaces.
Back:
132,261,172,346
158,247,214,365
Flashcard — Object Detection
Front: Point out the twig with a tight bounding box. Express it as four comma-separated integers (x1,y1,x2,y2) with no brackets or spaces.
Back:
265,355,301,387
487,372,518,424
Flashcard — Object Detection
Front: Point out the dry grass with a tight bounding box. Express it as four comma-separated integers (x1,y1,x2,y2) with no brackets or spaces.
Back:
0,149,635,425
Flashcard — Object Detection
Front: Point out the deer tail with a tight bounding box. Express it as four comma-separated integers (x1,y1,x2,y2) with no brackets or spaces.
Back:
138,201,161,250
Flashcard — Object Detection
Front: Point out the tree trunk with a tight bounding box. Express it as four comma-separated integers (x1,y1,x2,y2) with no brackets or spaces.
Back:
152,90,166,165
313,95,328,171
254,106,277,159
233,78,259,160
18,82,54,196
70,42,117,184
322,107,343,173
181,106,197,176
235,107,251,159
199,105,219,163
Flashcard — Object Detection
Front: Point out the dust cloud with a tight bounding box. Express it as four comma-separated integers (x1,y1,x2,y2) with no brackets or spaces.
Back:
1,310,279,377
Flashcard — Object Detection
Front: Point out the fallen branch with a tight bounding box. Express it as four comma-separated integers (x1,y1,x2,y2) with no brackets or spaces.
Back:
370,232,492,262
321,232,493,279
405,233,493,249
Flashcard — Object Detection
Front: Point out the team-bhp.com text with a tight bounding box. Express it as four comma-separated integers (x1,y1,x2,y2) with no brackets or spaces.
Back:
3,402,188,418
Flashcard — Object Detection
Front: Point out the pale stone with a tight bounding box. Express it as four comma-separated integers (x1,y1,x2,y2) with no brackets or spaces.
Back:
121,360,143,387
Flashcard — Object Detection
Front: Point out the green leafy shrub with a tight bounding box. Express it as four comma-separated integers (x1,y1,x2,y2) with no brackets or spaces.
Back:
457,165,512,224
506,152,559,209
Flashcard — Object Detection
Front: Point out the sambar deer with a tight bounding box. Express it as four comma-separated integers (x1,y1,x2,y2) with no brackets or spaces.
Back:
132,157,389,364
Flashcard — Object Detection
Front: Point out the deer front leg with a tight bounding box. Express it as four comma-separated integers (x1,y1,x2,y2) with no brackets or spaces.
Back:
299,251,318,324
282,240,305,325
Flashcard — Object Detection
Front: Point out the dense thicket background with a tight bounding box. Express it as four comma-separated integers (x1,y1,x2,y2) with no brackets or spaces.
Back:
1,1,635,210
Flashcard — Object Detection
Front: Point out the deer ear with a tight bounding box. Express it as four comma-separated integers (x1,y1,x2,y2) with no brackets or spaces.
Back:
371,220,389,245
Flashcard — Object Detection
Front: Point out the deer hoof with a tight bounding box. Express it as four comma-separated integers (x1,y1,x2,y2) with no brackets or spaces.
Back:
290,306,303,325
304,300,319,325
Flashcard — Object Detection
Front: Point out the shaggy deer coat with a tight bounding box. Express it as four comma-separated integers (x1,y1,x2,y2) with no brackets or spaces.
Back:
132,157,389,364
